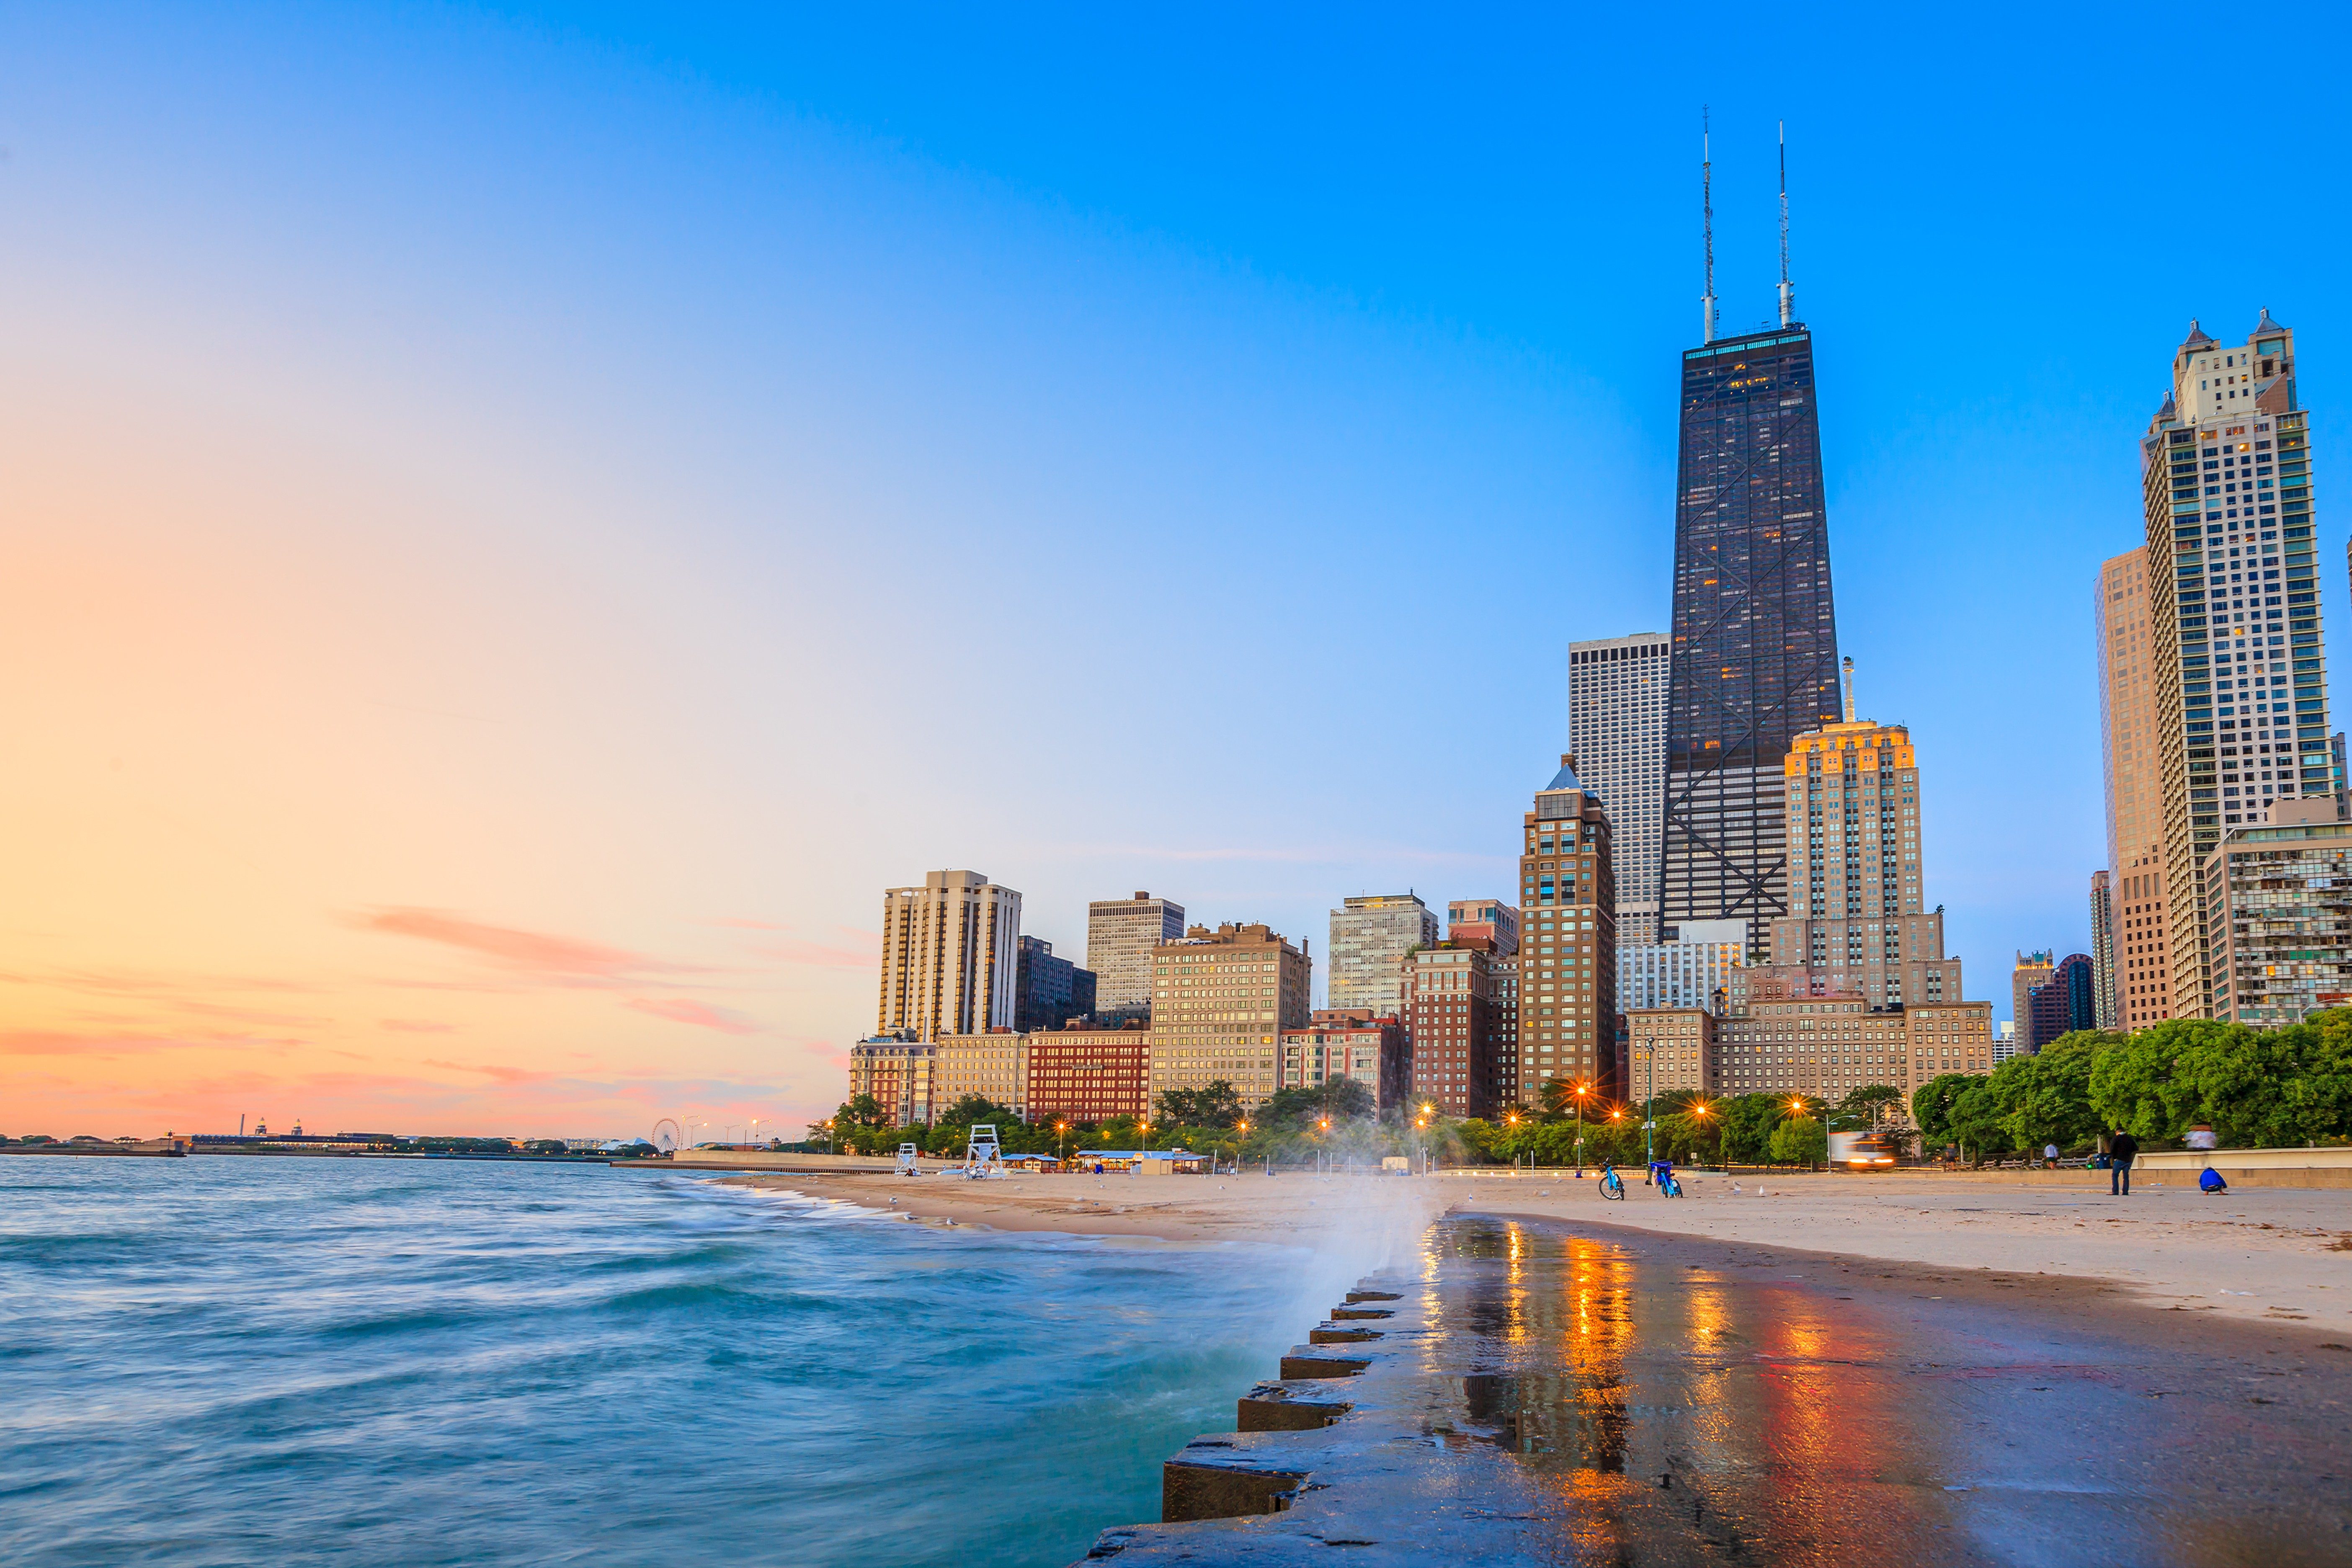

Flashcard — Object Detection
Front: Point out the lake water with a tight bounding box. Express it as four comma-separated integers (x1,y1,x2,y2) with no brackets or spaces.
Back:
0,1158,1359,1567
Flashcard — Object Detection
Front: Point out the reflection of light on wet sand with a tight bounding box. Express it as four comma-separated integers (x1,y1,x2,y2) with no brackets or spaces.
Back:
1445,1219,1955,1562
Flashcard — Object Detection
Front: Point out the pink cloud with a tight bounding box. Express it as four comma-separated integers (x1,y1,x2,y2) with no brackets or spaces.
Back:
418,1057,555,1086
751,937,876,970
380,1018,455,1034
0,1028,190,1057
624,997,757,1035
355,907,691,983
0,1026,311,1058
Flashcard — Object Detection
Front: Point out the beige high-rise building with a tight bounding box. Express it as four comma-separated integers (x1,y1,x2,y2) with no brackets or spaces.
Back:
2140,313,2326,1019
1087,891,1185,1021
1648,996,1993,1101
1627,1008,1714,1098
2098,546,2174,1026
930,1032,1032,1121
1146,922,1311,1106
1734,685,1965,1011
875,870,1021,1039
1328,893,1439,1015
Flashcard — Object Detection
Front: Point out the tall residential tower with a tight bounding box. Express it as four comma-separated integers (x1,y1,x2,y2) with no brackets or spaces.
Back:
1514,756,1618,1101
876,870,1022,1039
2139,313,2325,1019
2097,545,2174,1026
1568,633,1670,944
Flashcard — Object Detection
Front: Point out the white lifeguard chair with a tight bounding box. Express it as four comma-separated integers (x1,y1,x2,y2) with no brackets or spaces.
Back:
960,1124,1008,1179
895,1142,924,1177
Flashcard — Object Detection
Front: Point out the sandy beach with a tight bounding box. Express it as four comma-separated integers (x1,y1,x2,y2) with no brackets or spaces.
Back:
722,1165,2352,1332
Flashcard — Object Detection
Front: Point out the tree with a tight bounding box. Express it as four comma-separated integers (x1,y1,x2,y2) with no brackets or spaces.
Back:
1716,1094,1786,1164
1156,1080,1247,1129
1992,1032,2112,1155
1650,1088,1723,1163
936,1093,1017,1128
1833,1085,1906,1130
1538,1077,1599,1117
1911,1073,1979,1147
1767,1114,1826,1166
1255,1079,1375,1130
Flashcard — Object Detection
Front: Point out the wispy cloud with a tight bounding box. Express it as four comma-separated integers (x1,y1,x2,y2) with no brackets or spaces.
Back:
749,934,876,970
354,907,697,984
380,1018,455,1034
418,1057,555,1086
0,1026,307,1058
624,997,757,1035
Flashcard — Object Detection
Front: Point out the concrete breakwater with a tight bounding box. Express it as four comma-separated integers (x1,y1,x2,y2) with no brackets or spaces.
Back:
1074,1240,1552,1565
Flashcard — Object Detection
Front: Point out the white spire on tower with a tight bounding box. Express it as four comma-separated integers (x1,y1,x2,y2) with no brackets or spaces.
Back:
1778,121,1794,328
1701,108,1718,345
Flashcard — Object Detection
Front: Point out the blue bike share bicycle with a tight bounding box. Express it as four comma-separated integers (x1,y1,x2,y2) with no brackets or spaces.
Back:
1598,1160,1625,1200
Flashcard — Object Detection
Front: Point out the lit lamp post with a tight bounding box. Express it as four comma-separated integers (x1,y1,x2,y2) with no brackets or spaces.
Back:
1643,1037,1659,1175
1235,1118,1248,1176
1573,1082,1591,1178
1055,1120,1068,1170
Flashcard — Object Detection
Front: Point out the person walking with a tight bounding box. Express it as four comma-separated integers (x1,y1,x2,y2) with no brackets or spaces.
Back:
2109,1128,2139,1196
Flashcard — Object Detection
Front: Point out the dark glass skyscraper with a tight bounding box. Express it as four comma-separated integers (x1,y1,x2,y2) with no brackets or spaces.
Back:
1660,325,1842,953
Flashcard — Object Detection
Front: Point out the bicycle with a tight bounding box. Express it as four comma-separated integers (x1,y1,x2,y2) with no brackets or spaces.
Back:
1659,1172,1684,1198
1598,1162,1625,1200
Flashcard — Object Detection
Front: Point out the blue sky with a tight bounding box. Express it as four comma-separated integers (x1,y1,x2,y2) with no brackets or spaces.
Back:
4,2,2349,1131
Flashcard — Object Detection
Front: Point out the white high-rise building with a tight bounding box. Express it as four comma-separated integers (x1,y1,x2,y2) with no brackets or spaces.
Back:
1328,893,1439,1014
876,870,1021,1039
1617,919,1745,1013
2141,311,2326,1017
1086,891,1185,1021
1569,633,1670,945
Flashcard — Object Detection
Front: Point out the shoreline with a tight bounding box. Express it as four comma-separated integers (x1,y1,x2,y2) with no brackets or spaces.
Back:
713,1167,2352,1331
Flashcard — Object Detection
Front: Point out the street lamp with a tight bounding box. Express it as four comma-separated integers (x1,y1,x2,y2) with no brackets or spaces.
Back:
1573,1082,1591,1178
1055,1120,1068,1169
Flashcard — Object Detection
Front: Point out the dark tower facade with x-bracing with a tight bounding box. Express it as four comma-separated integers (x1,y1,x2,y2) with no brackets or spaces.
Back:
1660,324,1842,958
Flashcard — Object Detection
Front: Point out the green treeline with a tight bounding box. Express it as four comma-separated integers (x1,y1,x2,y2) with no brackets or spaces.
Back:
1912,1012,2352,1160
817,1012,2352,1169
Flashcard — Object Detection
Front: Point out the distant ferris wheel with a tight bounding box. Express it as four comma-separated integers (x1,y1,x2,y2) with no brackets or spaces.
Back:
651,1118,683,1153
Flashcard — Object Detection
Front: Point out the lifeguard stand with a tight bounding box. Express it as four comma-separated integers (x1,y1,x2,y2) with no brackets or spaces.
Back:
895,1142,923,1177
961,1124,1007,1179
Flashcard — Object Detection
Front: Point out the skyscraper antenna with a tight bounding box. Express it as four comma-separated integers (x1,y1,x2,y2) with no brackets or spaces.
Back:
1778,120,1793,328
1701,108,1718,345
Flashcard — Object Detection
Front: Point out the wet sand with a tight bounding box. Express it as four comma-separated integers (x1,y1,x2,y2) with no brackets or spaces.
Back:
1081,1212,2352,1565
721,1167,2352,1333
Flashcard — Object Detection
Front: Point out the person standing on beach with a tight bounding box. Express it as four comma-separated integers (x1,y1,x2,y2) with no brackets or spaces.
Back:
2109,1129,2139,1196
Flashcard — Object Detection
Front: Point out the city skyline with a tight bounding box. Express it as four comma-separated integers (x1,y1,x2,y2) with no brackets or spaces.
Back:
6,6,2349,1137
